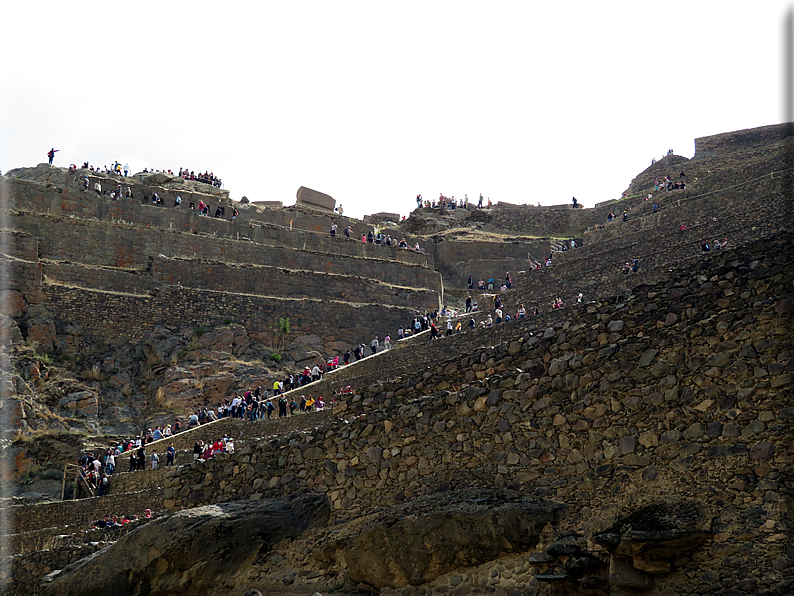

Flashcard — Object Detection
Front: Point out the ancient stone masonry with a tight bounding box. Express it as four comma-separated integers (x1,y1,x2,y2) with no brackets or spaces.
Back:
55,230,785,595
1,174,442,356
1,123,792,596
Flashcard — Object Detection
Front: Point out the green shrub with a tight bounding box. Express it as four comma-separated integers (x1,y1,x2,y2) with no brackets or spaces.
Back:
270,353,282,363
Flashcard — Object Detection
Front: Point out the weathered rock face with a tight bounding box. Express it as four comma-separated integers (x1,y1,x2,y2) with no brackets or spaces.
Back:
41,494,330,596
343,489,567,589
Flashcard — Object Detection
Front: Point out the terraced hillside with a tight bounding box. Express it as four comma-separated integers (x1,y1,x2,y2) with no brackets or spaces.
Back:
1,122,791,596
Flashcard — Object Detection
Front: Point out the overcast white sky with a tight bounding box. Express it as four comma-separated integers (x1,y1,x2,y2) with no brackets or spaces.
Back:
1,2,790,218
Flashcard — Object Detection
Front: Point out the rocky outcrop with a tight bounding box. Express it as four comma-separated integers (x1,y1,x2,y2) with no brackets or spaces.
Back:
342,489,567,589
41,494,330,596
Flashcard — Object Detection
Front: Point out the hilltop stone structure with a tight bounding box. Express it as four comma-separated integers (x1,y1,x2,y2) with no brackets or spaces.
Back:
296,185,336,212
0,123,792,595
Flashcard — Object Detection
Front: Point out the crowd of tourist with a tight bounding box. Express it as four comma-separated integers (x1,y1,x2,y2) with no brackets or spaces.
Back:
68,159,224,189
178,168,222,188
329,224,424,253
415,193,492,210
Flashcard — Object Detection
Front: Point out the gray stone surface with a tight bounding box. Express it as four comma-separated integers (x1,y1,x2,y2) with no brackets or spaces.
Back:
41,494,330,596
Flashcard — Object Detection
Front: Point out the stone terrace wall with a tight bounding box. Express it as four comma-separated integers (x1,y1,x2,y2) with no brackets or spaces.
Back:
10,214,441,292
41,283,418,349
3,542,108,595
43,259,440,311
8,488,163,536
0,233,44,306
428,238,552,288
3,178,432,269
154,234,792,593
109,410,335,493
694,122,794,159
505,168,792,310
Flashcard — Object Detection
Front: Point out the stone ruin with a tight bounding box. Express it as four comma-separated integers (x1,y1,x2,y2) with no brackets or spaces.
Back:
0,122,791,595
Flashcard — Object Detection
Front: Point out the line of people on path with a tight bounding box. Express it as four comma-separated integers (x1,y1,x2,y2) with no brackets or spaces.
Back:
468,272,513,291
416,193,492,210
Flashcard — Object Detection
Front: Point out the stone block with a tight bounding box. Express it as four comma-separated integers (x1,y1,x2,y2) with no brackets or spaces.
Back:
296,186,335,212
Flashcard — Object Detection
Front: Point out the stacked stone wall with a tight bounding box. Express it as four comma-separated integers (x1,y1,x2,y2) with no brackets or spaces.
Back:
6,488,164,536
150,234,791,593
4,233,792,594
429,238,552,288
3,543,108,595
693,122,794,158
10,214,440,291
42,259,439,311
2,179,432,268
40,283,416,350
507,170,792,311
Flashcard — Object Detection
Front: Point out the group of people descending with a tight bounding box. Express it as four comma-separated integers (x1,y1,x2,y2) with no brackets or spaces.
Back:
622,258,640,274
654,171,686,192
83,176,133,201
188,199,238,220
178,168,222,188
354,228,421,252
416,193,491,210
331,223,421,252
701,238,728,251
469,271,512,292
78,429,180,489
607,209,630,223
273,392,334,418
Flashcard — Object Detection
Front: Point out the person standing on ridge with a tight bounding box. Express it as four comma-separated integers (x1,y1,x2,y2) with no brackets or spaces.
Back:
478,194,483,208
47,148,59,165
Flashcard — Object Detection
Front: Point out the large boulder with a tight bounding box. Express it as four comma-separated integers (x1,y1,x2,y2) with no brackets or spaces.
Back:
344,489,567,589
42,494,330,596
141,327,184,364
